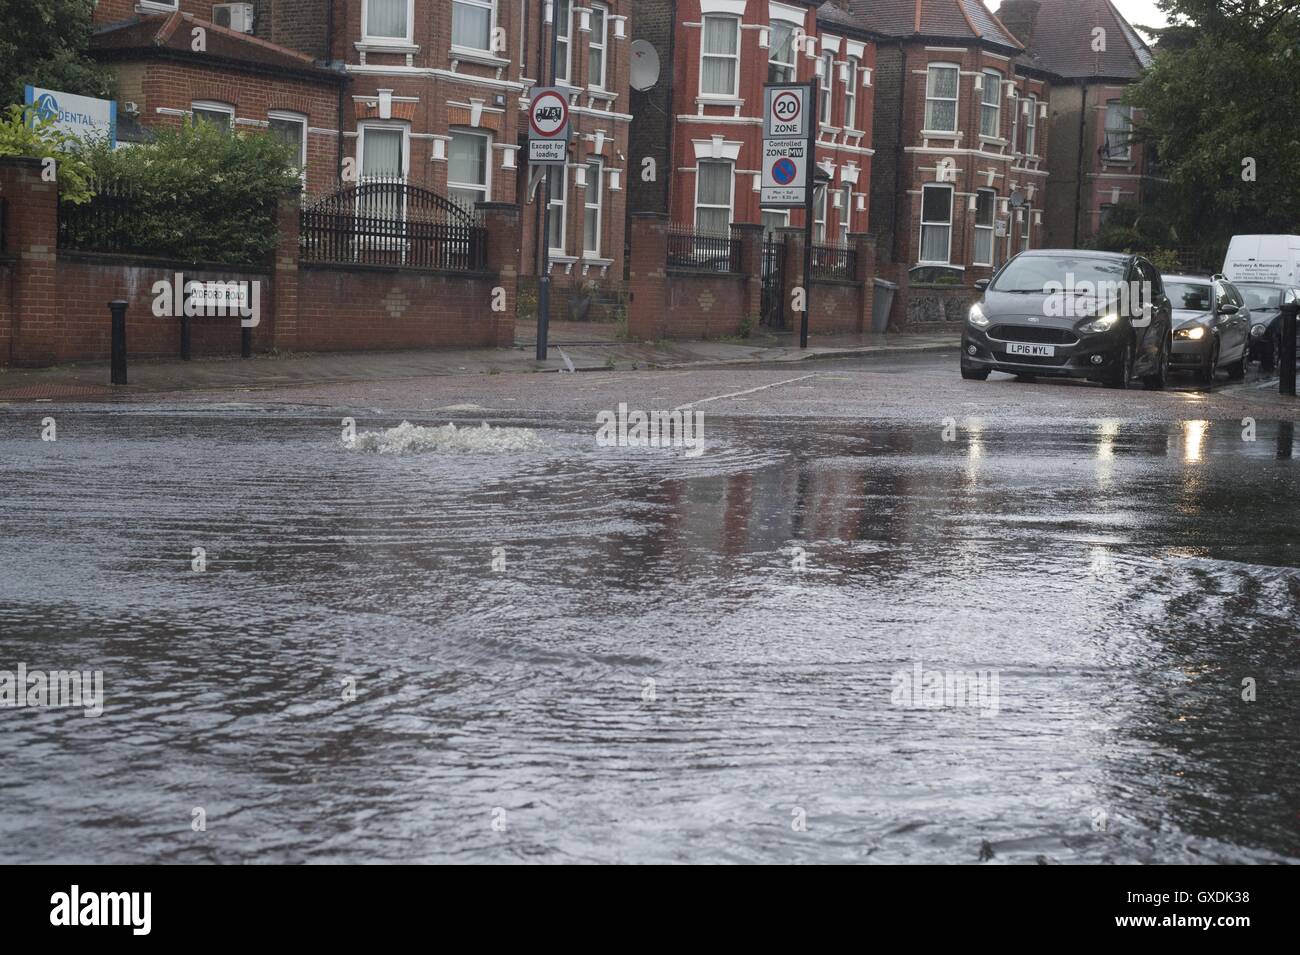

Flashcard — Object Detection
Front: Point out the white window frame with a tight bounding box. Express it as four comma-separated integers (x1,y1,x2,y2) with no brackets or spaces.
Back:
762,209,789,239
813,185,828,244
1024,94,1037,156
190,100,235,130
554,0,574,84
980,69,1001,138
548,164,568,254
973,187,995,266
138,0,178,11
267,110,308,181
919,183,953,265
451,0,496,52
588,4,609,91
362,0,414,44
819,52,834,125
584,158,604,257
356,123,411,242
1020,205,1032,253
700,14,740,99
844,57,859,130
694,159,734,234
1104,101,1133,161
447,127,493,211
838,184,853,245
768,20,798,85
924,63,959,133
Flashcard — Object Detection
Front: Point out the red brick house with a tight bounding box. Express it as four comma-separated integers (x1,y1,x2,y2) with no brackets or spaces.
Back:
996,0,1158,248
841,0,1054,324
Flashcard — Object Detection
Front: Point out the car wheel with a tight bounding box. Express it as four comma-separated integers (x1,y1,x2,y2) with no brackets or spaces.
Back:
961,366,989,381
1195,340,1219,386
1227,341,1248,380
1262,333,1278,374
1105,342,1132,389
1143,335,1170,390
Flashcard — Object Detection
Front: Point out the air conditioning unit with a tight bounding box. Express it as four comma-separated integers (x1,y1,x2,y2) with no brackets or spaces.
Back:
213,3,255,33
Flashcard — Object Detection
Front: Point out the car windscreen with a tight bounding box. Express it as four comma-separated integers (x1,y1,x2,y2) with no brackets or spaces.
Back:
991,255,1129,292
1239,285,1283,310
1165,281,1211,311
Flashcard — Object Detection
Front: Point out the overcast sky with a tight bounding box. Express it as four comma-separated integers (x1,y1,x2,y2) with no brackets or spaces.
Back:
1111,0,1171,39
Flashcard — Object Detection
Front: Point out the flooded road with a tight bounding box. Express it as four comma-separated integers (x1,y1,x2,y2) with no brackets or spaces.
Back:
1,401,1298,863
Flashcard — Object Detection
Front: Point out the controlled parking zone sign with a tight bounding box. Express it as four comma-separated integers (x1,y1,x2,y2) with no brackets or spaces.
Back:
528,87,570,166
762,84,812,208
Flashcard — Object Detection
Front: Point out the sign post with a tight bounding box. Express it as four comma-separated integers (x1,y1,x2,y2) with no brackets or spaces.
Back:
528,75,571,361
761,81,817,348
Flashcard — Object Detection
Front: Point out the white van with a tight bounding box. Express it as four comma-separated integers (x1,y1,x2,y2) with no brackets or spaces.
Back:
1221,235,1300,285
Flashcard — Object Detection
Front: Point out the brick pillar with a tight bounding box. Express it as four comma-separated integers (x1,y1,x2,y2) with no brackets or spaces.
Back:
477,201,521,348
271,190,300,352
851,231,877,334
0,157,59,366
777,225,804,336
628,212,668,341
732,222,763,334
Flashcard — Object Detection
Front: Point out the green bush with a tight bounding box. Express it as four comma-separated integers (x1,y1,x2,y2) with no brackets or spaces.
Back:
80,120,302,265
0,104,94,203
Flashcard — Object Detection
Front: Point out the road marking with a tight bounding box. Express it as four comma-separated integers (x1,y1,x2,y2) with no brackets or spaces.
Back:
675,373,820,410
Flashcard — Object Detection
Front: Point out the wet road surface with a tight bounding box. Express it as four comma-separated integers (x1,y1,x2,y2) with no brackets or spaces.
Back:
1,353,1298,863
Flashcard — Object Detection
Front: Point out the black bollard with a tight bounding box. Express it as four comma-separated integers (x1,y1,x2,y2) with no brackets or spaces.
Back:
241,325,252,359
109,299,128,385
1279,300,1297,397
180,311,192,361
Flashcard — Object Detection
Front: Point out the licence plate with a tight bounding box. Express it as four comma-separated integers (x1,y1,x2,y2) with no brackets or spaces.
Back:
1006,342,1055,357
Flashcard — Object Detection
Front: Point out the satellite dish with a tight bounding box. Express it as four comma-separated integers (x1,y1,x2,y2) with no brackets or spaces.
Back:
1009,189,1026,209
630,40,661,92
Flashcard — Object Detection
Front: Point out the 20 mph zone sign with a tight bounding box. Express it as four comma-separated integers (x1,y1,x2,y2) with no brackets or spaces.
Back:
762,85,810,207
528,87,570,166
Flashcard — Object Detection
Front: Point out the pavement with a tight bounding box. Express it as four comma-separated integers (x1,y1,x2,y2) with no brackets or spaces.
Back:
0,326,959,401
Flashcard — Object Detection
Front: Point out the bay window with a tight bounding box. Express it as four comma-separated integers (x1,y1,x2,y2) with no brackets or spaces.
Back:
924,64,959,132
919,184,953,263
980,70,1001,138
768,21,797,84
448,129,490,211
973,188,995,266
364,0,411,43
452,0,494,51
694,160,733,234
548,165,568,252
844,57,858,129
700,15,739,97
819,52,833,125
589,5,608,90
584,160,603,256
1104,101,1133,160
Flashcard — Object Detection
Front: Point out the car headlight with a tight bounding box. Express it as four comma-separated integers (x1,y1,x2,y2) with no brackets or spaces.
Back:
968,303,990,327
1174,326,1207,340
1080,312,1119,334
1251,324,1265,338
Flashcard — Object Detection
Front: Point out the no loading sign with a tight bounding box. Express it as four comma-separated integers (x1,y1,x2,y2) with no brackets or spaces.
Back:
528,87,571,165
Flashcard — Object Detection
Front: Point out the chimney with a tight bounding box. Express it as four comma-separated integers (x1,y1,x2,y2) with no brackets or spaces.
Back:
996,0,1041,48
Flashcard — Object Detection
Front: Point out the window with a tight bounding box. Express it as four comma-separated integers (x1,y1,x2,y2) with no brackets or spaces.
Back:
448,129,490,211
768,21,797,84
268,111,307,179
364,0,411,42
762,210,788,239
589,5,608,90
844,57,858,129
191,101,234,131
694,160,733,234
838,185,853,245
819,52,834,125
973,188,995,266
452,0,493,50
1023,94,1037,155
919,184,953,263
924,64,958,132
555,0,573,83
1099,203,1115,226
358,125,406,221
1019,205,1032,253
548,165,568,252
980,70,1001,138
584,159,603,256
1104,101,1133,160
813,186,827,243
701,15,739,97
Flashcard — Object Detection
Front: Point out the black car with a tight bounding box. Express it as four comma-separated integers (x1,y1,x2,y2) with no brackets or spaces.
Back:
960,250,1173,389
1237,283,1300,372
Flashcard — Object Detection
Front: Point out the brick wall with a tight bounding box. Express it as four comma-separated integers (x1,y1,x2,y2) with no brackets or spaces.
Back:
0,158,518,367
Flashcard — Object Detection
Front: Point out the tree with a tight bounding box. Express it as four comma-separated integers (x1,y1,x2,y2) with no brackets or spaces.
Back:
1126,1,1300,250
0,0,114,107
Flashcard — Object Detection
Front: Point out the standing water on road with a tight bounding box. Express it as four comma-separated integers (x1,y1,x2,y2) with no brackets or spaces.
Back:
1,409,1297,863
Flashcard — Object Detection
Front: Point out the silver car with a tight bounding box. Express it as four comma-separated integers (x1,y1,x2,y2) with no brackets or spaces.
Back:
1165,274,1251,384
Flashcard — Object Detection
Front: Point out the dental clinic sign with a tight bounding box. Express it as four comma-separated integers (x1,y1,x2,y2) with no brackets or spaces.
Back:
24,85,117,146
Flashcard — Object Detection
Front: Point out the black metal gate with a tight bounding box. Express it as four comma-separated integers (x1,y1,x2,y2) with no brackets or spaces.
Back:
761,238,787,328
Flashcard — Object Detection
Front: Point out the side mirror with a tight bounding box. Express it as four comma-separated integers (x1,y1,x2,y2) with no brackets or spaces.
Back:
1219,303,1239,315
974,278,990,291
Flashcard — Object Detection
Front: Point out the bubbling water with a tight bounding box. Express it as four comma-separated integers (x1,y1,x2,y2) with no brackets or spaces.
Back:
352,420,544,454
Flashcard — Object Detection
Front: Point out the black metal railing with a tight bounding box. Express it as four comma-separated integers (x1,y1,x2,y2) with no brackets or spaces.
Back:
57,179,148,255
667,224,742,272
811,242,856,281
300,178,487,271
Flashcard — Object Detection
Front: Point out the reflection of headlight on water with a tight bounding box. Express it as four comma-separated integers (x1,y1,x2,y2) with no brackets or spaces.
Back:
1183,420,1209,463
